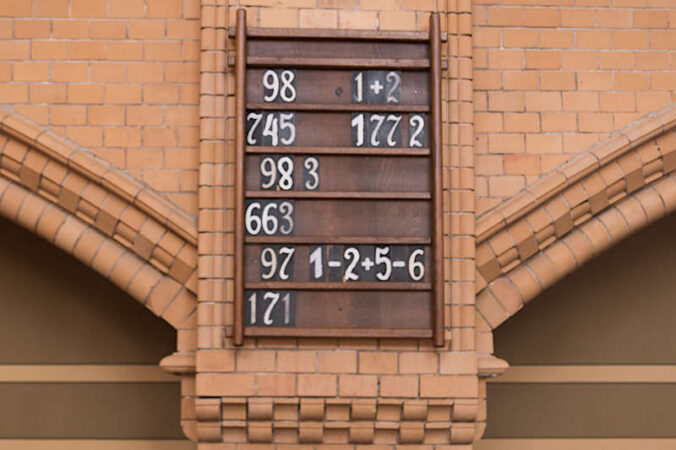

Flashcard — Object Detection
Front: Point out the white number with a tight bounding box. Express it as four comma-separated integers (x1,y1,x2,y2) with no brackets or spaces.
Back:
282,293,291,324
279,201,294,235
303,157,319,190
279,70,296,102
263,70,279,102
246,112,263,145
309,246,323,280
262,202,278,234
263,291,279,325
279,113,295,145
386,71,401,104
277,156,294,190
260,247,277,280
248,292,257,324
245,202,262,235
354,71,363,102
375,246,392,281
408,249,425,281
344,247,360,281
409,115,425,148
262,113,279,146
278,247,294,281
260,157,276,189
386,114,401,147
369,114,385,147
351,113,364,147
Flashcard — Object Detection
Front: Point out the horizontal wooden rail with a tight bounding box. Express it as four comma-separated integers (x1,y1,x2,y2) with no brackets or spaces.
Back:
245,236,432,245
245,191,431,200
246,146,430,156
245,281,431,290
228,26,448,42
247,102,429,113
245,327,433,338
229,55,448,70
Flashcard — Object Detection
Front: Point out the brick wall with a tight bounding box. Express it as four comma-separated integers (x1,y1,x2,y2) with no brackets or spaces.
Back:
473,0,676,214
0,0,200,213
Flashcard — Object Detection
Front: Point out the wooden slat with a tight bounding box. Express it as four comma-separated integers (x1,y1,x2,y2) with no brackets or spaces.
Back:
245,191,431,200
233,8,247,346
246,146,430,156
245,281,431,290
229,55,448,70
245,236,432,245
228,26,448,42
245,327,433,338
430,12,445,347
247,102,430,113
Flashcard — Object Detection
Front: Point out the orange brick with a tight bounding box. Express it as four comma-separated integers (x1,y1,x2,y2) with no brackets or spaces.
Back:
338,10,377,29
31,41,69,60
380,11,417,31
562,51,597,70
488,133,525,154
127,106,163,126
34,0,68,17
67,126,103,147
0,20,9,38
488,92,525,112
71,0,106,17
635,52,670,70
578,72,612,91
487,8,522,27
129,20,165,39
71,42,107,60
600,92,635,112
359,352,397,374
505,154,540,175
380,376,418,397
540,72,575,90
299,9,338,29
474,70,501,90
439,354,477,375
128,63,164,83
277,351,316,372
475,113,503,132
526,92,561,111
474,29,501,48
144,128,179,147
653,73,676,91
526,134,563,154
106,85,142,104
599,52,634,70
488,50,524,69
67,84,105,104
49,105,87,126
504,113,540,132
53,20,89,39
318,351,357,373
561,8,595,27
597,9,632,28
420,375,478,398
503,71,538,90
109,0,146,18
399,352,438,374
634,10,668,28
476,155,504,175
90,21,127,39
147,0,181,18
614,72,650,91
145,42,182,61
52,63,89,82
260,8,300,29
126,149,163,168
563,92,599,111
13,105,48,125
30,84,67,103
319,0,357,7
614,30,649,50
0,42,30,60
257,374,296,396
489,176,526,196
13,62,49,81
167,20,200,39
502,29,538,48
578,112,613,132
197,373,255,396
524,8,559,27
526,51,560,69
542,112,576,132
0,1,31,16
636,92,672,112
104,128,141,147
0,84,28,103
540,30,575,49
88,106,124,125
577,30,612,49
298,374,336,396
0,63,9,81
338,375,377,397
108,42,144,61
91,63,127,82
14,20,50,38
144,85,180,104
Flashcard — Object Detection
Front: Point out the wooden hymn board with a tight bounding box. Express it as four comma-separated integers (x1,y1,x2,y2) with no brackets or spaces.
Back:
232,10,445,346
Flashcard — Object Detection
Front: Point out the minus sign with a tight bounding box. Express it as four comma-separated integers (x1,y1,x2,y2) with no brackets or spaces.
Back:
393,261,406,268
328,261,342,268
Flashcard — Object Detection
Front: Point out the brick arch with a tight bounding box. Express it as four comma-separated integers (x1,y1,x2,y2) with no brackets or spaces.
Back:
475,105,676,342
0,108,198,331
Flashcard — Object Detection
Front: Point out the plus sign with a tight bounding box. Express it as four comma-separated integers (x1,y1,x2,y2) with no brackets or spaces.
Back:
361,257,374,271
369,80,384,95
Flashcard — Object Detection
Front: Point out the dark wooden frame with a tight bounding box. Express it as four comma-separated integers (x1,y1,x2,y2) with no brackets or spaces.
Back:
233,10,445,346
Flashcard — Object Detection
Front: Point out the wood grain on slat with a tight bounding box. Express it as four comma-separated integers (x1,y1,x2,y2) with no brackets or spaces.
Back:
245,191,431,200
229,26,448,42
245,327,433,338
245,236,432,245
246,146,430,156
229,55,448,70
245,281,432,290
247,102,429,113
